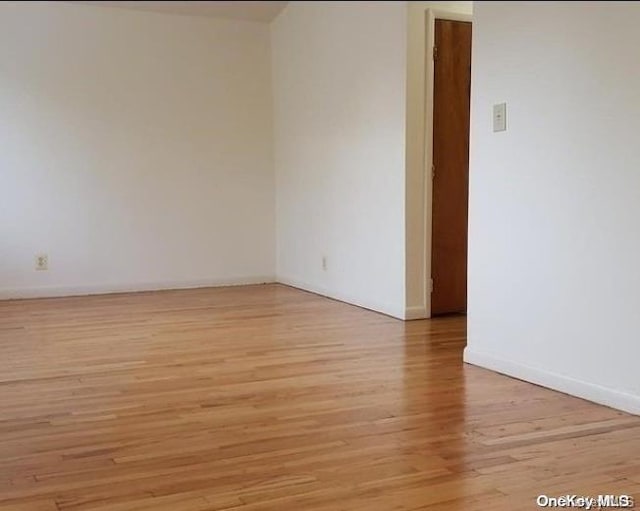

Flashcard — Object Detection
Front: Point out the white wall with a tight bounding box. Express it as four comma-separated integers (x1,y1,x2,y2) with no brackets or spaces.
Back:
0,2,275,297
466,1,640,414
405,1,472,318
271,1,408,318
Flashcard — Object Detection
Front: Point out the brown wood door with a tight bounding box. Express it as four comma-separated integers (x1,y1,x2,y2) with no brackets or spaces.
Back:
431,19,472,316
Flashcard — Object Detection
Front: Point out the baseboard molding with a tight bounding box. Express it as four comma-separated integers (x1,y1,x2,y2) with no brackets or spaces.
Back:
4,273,421,322
404,305,429,320
0,275,276,300
276,276,405,320
464,348,640,416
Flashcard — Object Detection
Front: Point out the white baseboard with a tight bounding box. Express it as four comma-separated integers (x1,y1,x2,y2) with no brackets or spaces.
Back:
276,276,405,320
0,275,276,300
3,273,422,322
464,348,640,416
404,305,429,320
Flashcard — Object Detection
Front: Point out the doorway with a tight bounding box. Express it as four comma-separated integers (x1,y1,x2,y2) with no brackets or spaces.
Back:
430,19,472,316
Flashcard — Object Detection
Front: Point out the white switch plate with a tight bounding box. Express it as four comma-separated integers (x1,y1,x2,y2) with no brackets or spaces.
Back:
493,103,507,132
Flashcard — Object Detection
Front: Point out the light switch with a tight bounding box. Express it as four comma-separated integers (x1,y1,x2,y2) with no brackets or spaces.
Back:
493,103,507,132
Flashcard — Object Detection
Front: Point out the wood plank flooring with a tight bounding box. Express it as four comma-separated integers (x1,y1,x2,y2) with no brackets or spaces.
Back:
0,284,639,510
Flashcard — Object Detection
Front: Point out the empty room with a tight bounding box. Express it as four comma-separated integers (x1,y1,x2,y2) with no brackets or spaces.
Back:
2,1,640,510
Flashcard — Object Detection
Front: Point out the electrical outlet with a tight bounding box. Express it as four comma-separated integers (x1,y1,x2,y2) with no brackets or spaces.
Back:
322,256,328,271
35,253,48,271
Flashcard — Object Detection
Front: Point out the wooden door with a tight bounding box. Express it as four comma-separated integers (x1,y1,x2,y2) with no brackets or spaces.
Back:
431,19,472,316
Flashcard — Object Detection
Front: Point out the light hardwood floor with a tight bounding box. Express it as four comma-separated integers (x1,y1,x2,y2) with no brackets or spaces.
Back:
1,284,639,510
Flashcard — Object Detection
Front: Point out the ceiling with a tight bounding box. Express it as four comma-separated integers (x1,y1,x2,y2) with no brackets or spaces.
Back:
73,1,289,22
